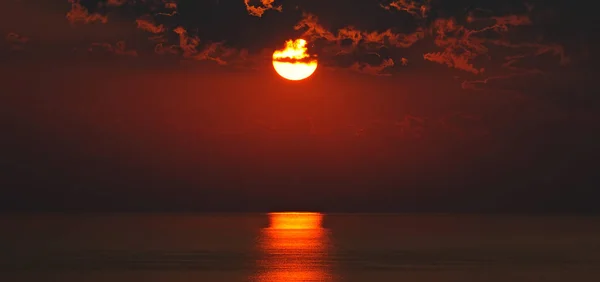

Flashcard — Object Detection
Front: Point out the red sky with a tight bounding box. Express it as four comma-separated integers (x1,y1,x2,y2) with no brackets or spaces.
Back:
1,0,599,212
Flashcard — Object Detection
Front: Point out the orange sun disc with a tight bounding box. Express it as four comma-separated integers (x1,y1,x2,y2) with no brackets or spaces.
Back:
272,39,318,81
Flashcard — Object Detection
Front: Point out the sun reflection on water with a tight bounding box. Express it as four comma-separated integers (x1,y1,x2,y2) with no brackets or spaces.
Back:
254,212,333,282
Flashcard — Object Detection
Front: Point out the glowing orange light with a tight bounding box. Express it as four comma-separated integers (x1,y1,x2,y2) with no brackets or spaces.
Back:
269,212,323,230
272,39,318,81
255,212,332,282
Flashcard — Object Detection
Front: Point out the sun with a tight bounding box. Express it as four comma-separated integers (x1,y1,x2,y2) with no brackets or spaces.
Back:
272,39,318,81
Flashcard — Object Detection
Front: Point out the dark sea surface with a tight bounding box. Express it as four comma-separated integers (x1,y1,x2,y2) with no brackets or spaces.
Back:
1,213,599,282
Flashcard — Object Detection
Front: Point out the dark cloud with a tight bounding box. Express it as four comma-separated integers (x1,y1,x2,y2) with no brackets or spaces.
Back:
349,57,395,76
135,18,166,34
66,0,107,24
1,0,579,85
244,0,282,17
380,0,430,18
88,40,137,56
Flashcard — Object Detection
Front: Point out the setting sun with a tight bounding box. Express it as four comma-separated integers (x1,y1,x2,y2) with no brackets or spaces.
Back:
272,39,318,81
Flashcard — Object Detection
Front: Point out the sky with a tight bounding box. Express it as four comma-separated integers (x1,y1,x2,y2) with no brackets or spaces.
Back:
1,0,599,212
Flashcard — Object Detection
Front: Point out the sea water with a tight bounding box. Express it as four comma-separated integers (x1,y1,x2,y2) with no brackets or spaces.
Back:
1,213,599,281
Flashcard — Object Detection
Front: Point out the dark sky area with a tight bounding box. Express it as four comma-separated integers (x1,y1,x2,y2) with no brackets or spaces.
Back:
1,0,599,212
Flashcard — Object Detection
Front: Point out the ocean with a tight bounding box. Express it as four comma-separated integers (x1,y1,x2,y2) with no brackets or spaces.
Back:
1,213,599,281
